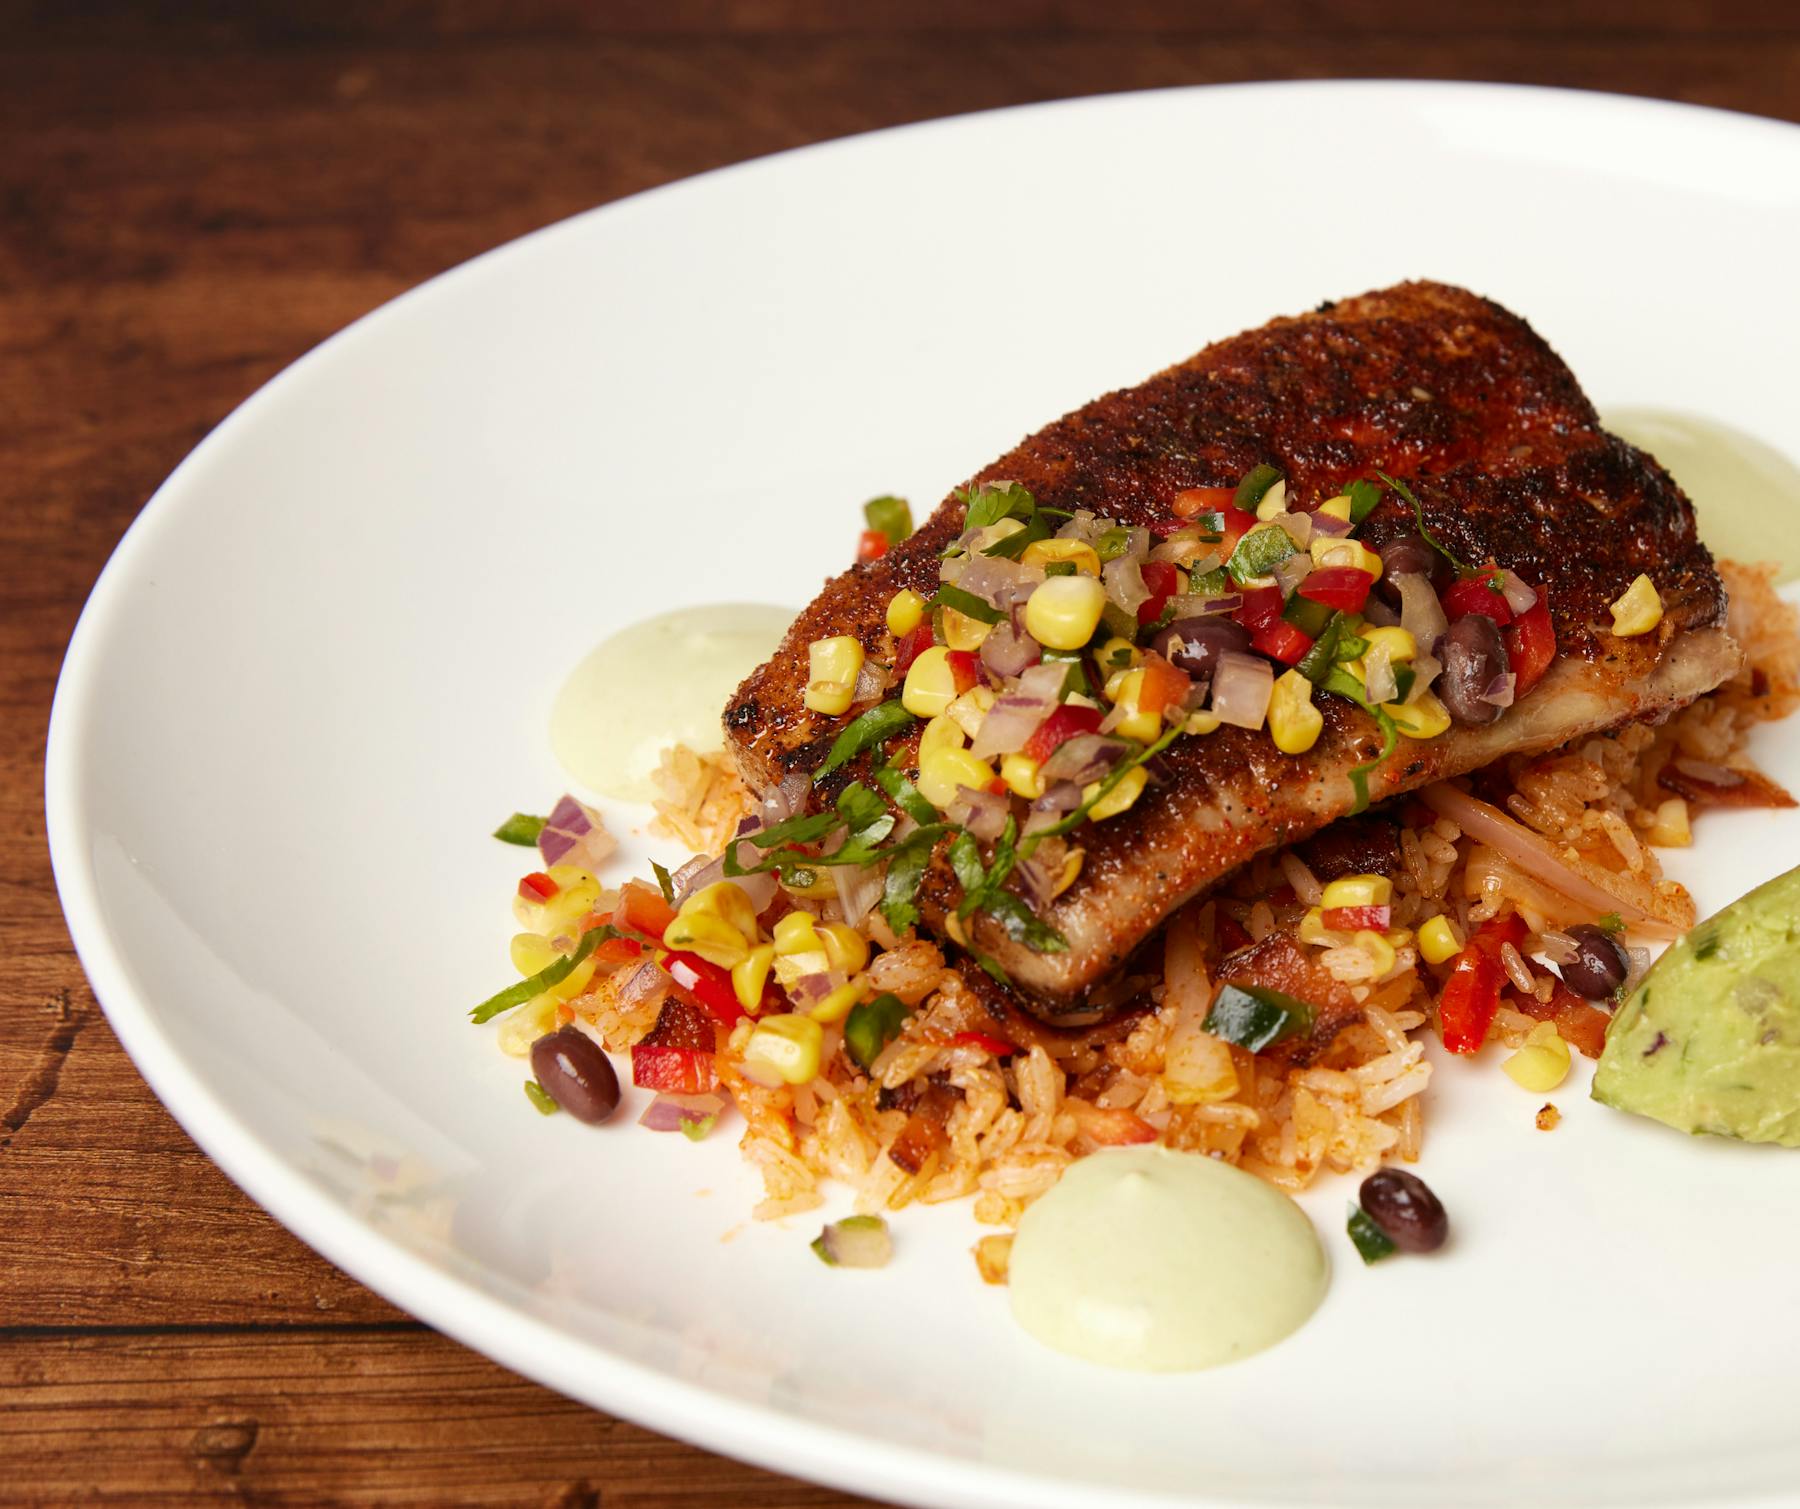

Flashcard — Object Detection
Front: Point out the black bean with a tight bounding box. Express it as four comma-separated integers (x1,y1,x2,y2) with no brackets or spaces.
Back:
1561,923,1630,1001
1358,1168,1449,1253
1437,613,1510,726
1375,534,1452,605
1296,817,1403,882
1150,617,1251,682
530,1025,622,1124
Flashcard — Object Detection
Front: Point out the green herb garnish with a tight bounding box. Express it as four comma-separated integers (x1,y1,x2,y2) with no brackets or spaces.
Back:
1345,707,1399,815
1378,470,1470,575
814,699,917,781
650,860,676,904
1042,649,1091,700
492,812,547,846
1348,1204,1398,1264
1597,911,1625,936
1233,463,1283,513
679,1113,718,1141
981,890,1069,952
524,1080,560,1115
1204,981,1316,1051
864,495,913,544
845,992,909,1070
960,480,1038,532
1019,725,1183,858
1226,522,1297,588
1095,525,1134,562
871,760,938,826
1044,560,1076,577
878,831,938,934
1343,478,1383,524
472,925,616,1024
929,583,1006,626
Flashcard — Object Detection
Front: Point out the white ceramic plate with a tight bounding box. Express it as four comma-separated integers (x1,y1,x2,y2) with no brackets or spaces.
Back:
47,82,1800,1509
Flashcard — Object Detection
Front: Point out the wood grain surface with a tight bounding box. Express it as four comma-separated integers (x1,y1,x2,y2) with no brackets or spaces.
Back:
6,3,1798,1504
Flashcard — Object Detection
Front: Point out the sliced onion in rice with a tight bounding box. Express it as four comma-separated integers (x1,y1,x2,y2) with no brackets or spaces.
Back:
1103,554,1150,615
832,860,883,926
1274,552,1313,597
1499,570,1539,616
978,619,1042,681
1041,733,1129,786
1210,651,1275,730
1671,756,1747,788
1419,782,1684,936
1538,929,1579,965
638,1091,726,1133
1396,571,1449,652
1480,671,1516,709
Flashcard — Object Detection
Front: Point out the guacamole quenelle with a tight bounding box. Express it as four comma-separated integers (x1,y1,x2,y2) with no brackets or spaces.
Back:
1593,864,1800,1147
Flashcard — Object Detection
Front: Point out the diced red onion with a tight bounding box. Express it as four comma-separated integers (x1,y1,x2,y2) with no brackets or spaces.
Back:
1041,734,1129,786
1396,572,1449,650
959,555,1044,611
1360,595,1401,628
979,620,1042,680
1271,511,1313,548
788,970,847,1008
1274,553,1313,597
1480,671,1517,708
670,854,716,898
538,794,608,868
1166,592,1243,619
1499,570,1539,616
1309,509,1354,537
949,784,1011,841
939,552,969,585
617,959,672,1012
778,770,810,817
638,1091,726,1133
832,861,883,926
1102,555,1149,614
1013,853,1055,911
1056,508,1103,545
853,659,889,704
1362,643,1399,705
971,689,1055,760
1406,650,1442,701
1025,780,1086,834
1210,651,1275,729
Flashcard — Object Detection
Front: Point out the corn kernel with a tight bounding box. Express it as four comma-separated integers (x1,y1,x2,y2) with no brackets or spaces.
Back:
1609,573,1664,637
680,881,759,943
773,949,831,989
1354,929,1397,978
663,911,751,970
1097,636,1142,674
1385,691,1452,740
902,646,960,719
548,954,598,1003
816,922,870,975
1001,752,1046,799
918,746,998,810
808,977,865,1024
1310,537,1384,576
941,605,993,652
532,872,603,937
919,714,967,764
1298,908,1344,946
946,685,995,742
804,679,854,716
1268,669,1323,754
1162,1026,1240,1104
743,1013,824,1085
1418,913,1463,964
1254,479,1289,521
1184,710,1222,736
773,911,820,954
1386,927,1414,949
1024,574,1107,651
1647,795,1692,847
1503,1021,1571,1092
1108,668,1163,742
886,589,926,637
1321,874,1393,909
1316,494,1354,523
809,635,864,688
1083,764,1148,821
1053,847,1086,897
497,992,559,1058
1022,538,1102,576
732,942,775,1011
511,931,560,978
1102,667,1131,703
1361,625,1417,663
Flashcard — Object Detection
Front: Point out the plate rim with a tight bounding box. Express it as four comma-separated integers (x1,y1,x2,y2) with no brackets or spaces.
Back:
44,77,1800,1509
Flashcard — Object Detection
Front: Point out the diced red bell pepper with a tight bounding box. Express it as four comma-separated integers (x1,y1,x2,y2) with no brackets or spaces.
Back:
630,1042,720,1094
985,776,1008,796
1505,588,1555,698
517,871,558,903
1297,566,1374,614
856,529,889,562
1064,1099,1158,1146
1470,911,1528,956
1442,574,1514,626
1321,904,1391,932
1251,619,1314,666
1136,652,1192,715
950,1030,1017,1058
1022,702,1104,764
945,649,980,694
662,950,747,1026
893,621,935,676
594,933,644,964
1236,583,1287,632
614,882,676,942
1136,560,1182,625
1215,911,1253,955
1216,507,1255,552
1438,943,1504,1054
1170,486,1237,519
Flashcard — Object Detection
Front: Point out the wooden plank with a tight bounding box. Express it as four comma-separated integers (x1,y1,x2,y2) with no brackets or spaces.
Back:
0,1328,880,1507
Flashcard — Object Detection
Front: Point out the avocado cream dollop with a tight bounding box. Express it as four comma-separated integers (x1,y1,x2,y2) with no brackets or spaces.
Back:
1593,864,1800,1147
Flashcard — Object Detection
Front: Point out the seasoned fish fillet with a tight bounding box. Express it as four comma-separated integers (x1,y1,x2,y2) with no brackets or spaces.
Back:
725,281,1737,1017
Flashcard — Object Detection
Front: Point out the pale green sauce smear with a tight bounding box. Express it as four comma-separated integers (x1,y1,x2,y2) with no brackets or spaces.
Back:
550,604,792,802
1008,1146,1328,1372
1603,408,1800,584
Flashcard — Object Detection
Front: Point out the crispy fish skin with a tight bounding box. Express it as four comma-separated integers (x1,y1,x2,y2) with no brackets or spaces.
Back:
724,281,1735,1016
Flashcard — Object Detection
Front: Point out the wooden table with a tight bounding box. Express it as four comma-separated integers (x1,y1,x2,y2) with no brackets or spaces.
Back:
5,5,1797,1502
